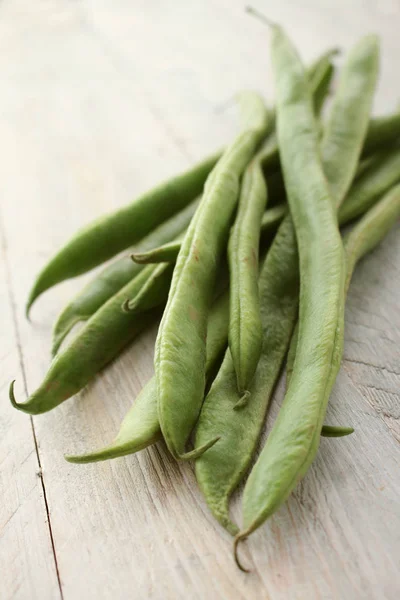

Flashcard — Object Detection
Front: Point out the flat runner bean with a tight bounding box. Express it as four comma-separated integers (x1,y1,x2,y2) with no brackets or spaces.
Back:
286,34,379,385
287,146,400,384
260,48,337,173
344,183,400,293
321,35,379,204
339,146,400,223
228,153,268,403
155,93,269,460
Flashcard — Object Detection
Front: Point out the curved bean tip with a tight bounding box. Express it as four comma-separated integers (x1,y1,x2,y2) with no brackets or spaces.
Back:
25,282,41,320
121,298,133,313
64,454,78,463
233,534,251,573
130,253,145,265
25,301,32,321
51,340,61,358
9,380,20,409
234,390,251,410
179,436,220,461
64,453,91,464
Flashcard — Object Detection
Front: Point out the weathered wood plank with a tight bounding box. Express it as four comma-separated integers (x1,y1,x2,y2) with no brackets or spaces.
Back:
0,205,61,598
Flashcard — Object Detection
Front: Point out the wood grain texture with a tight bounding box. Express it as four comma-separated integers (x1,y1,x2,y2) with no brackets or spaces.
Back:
0,1,399,599
0,178,61,599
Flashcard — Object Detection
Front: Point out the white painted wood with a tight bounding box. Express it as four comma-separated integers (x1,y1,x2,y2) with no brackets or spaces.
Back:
0,1,399,599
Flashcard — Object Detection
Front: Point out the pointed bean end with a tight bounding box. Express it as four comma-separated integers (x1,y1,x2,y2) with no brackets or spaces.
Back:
51,347,58,359
179,436,220,461
64,454,80,464
130,253,145,265
121,298,133,313
51,338,62,357
233,533,251,573
25,301,33,321
64,453,93,464
234,390,251,410
9,380,20,409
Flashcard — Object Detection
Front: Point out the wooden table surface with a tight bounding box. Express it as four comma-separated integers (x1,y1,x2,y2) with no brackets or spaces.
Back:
1,2,399,599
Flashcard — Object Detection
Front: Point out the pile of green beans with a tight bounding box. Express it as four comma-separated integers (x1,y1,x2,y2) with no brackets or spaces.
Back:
9,16,400,571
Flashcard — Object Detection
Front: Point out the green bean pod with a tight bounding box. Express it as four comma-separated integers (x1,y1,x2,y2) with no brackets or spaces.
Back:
10,266,164,414
123,263,174,313
228,158,268,403
344,182,400,291
52,200,200,355
261,49,400,181
287,147,400,384
260,48,337,173
262,113,400,181
155,94,270,460
233,29,380,569
65,291,230,464
194,162,379,536
195,216,300,534
339,147,400,223
260,204,287,230
131,240,182,265
320,425,354,438
363,110,400,157
278,33,380,399
288,183,400,420
312,62,335,117
64,207,285,464
321,35,379,205
195,32,380,541
285,325,298,388
307,47,339,82
66,378,160,463
26,153,221,315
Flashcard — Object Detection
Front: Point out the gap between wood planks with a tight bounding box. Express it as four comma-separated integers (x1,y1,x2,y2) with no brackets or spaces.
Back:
0,208,64,600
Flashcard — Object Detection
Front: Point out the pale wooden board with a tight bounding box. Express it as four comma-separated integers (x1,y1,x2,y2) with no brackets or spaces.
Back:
0,1,399,599
0,164,61,598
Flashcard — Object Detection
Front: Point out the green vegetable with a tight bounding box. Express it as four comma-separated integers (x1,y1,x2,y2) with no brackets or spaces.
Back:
130,205,287,265
155,93,270,460
228,153,268,404
234,28,378,570
65,291,230,464
10,266,163,414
